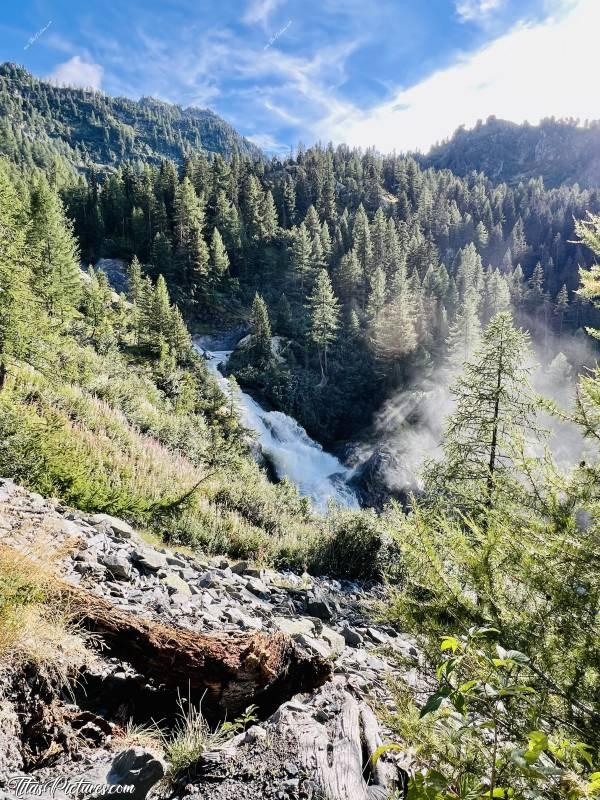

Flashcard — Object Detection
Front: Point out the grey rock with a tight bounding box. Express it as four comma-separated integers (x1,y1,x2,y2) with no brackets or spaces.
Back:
99,747,165,800
297,634,332,659
341,625,364,647
198,570,224,589
367,627,388,645
90,513,135,539
320,626,345,655
245,724,267,742
162,573,192,596
306,590,332,620
274,617,316,638
100,552,131,580
132,548,167,572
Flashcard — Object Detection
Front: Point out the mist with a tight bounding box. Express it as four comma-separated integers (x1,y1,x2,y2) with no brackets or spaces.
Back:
350,328,599,502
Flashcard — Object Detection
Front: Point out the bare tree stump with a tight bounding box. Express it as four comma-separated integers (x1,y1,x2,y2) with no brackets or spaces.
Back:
57,583,331,715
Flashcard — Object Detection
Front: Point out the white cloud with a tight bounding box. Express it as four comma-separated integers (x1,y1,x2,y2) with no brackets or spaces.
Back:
243,0,283,27
456,0,504,22
317,0,600,153
247,132,290,153
47,56,104,90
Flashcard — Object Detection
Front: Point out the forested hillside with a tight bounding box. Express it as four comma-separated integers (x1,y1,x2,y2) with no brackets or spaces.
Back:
59,139,600,445
423,116,600,188
0,63,261,178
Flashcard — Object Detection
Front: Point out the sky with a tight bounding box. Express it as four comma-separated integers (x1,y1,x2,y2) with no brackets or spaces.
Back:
1,0,598,155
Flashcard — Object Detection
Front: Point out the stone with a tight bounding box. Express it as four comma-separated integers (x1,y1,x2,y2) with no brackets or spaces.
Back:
132,548,167,572
198,570,222,589
162,573,192,596
245,725,267,742
320,626,345,655
90,513,135,539
306,590,332,620
230,560,250,574
99,747,165,800
244,566,264,580
100,552,131,580
246,577,270,597
367,627,388,645
297,634,332,659
274,617,316,638
166,554,187,568
341,625,364,647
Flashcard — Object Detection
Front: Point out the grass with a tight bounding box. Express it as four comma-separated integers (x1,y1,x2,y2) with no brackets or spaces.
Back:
0,543,92,687
161,694,257,783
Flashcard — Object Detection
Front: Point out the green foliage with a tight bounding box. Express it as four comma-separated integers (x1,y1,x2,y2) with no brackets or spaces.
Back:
380,629,599,799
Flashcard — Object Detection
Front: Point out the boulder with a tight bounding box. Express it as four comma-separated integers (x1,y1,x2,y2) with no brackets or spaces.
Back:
320,626,345,655
100,552,131,580
97,747,165,800
132,548,167,572
306,590,333,620
162,573,192,596
90,513,135,539
274,617,316,638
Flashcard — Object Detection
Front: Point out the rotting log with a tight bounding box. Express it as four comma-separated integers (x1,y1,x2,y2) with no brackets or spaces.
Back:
57,582,332,715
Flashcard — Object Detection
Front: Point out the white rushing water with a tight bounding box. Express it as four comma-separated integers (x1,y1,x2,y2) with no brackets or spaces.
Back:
195,342,358,513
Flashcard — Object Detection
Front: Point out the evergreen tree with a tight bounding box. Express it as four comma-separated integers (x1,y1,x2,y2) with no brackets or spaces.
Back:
366,266,386,320
307,269,340,380
290,223,313,292
209,227,230,279
249,293,272,366
275,293,293,337
446,287,482,368
428,312,538,518
0,164,33,387
173,177,209,292
28,176,81,322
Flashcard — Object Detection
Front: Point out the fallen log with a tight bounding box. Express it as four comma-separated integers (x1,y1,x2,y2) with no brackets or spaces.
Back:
57,582,331,716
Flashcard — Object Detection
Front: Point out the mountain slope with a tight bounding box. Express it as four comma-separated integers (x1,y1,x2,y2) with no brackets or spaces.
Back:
422,116,600,188
0,62,261,173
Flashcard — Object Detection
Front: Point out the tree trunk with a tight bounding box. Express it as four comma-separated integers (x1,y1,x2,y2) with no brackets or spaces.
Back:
57,582,331,715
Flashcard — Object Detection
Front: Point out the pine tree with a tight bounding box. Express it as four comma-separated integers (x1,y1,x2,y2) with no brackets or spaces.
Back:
173,177,209,292
249,293,272,366
366,266,386,320
446,287,482,368
336,249,361,307
0,163,33,387
282,175,297,227
554,284,569,333
82,266,115,352
427,312,539,518
307,269,340,380
28,176,81,322
275,293,293,337
290,223,313,292
371,286,417,369
260,190,278,240
209,227,230,279
352,203,373,279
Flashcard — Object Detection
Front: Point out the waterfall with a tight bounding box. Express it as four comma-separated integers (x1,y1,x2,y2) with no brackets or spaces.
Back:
194,340,358,513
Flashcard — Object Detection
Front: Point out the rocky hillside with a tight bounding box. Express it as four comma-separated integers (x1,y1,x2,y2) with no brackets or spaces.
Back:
0,478,417,799
0,63,262,174
422,116,600,188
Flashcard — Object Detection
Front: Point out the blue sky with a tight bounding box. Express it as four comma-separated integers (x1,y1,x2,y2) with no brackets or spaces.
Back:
1,0,598,154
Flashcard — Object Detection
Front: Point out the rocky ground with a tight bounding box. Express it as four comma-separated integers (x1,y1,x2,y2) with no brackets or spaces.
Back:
0,479,421,799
